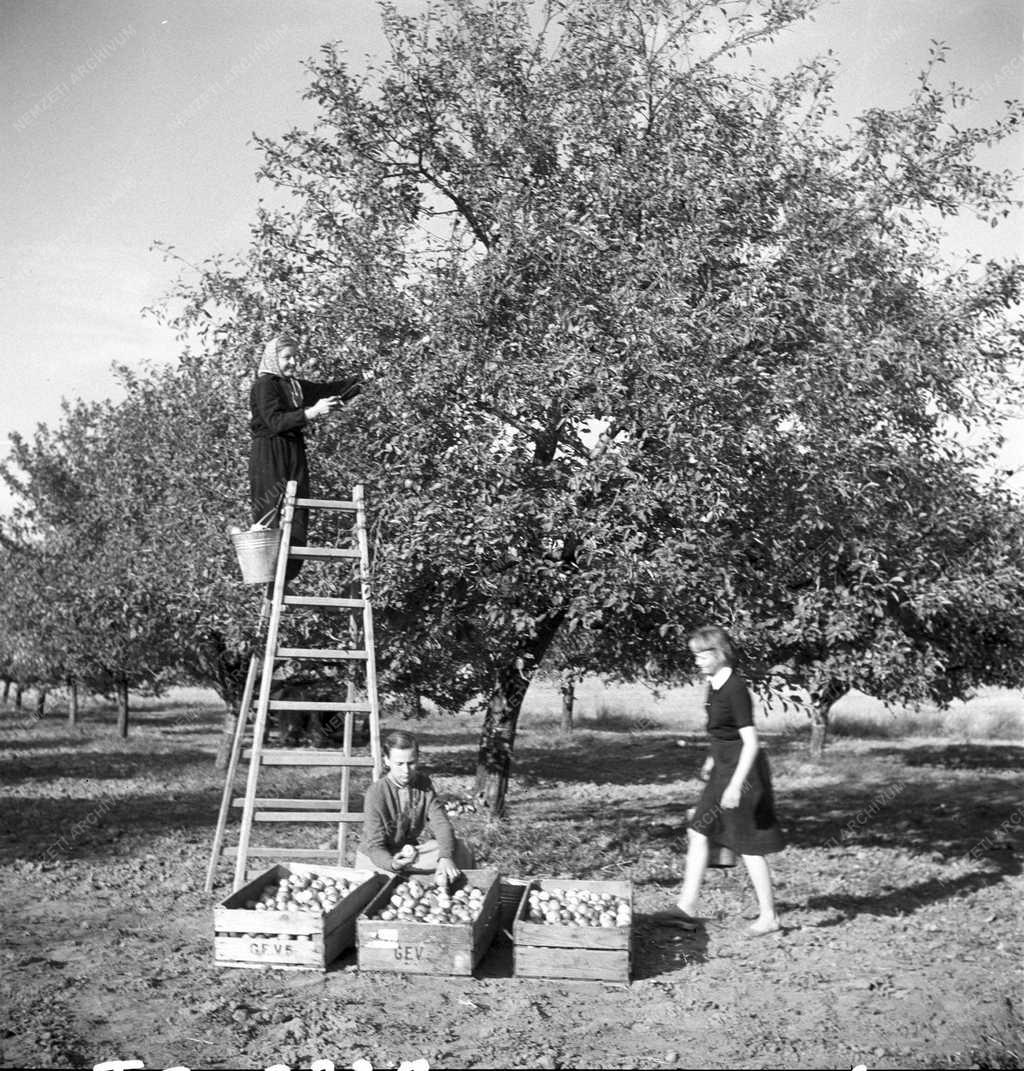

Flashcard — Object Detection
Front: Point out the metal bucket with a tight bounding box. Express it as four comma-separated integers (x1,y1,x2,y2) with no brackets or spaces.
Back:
230,527,281,584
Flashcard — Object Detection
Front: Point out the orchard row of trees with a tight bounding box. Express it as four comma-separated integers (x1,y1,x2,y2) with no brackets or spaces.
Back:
0,365,258,735
3,0,1023,810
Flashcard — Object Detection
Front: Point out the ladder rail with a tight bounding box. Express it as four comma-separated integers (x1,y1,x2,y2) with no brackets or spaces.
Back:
232,480,298,890
338,678,357,864
204,643,262,893
354,483,383,781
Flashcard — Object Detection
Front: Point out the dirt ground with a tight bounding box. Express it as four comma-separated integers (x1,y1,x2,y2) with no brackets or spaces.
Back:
1,697,1021,1071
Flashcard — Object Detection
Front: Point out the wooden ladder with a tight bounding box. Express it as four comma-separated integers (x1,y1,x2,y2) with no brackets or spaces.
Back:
205,480,383,892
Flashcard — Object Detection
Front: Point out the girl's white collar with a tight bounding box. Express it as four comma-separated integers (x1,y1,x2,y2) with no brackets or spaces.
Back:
709,666,733,691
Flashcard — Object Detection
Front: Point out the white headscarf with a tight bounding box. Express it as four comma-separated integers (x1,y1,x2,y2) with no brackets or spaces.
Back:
258,335,303,407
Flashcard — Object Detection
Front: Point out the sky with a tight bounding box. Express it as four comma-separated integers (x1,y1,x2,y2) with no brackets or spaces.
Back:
2,0,1022,514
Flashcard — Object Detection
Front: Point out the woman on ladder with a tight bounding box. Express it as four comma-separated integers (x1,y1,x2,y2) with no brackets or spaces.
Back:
249,333,363,587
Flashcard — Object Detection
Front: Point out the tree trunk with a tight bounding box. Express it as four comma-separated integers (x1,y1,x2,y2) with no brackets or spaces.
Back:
115,677,129,738
195,631,251,770
67,678,79,726
474,616,565,816
35,689,46,720
14,683,23,711
809,704,828,758
560,670,575,733
215,706,239,771
809,679,849,758
2,678,10,705
474,662,532,817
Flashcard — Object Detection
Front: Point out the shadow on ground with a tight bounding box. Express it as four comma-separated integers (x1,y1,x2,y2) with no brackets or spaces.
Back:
871,743,1024,771
0,787,223,864
633,914,710,977
2,747,215,786
803,853,1021,924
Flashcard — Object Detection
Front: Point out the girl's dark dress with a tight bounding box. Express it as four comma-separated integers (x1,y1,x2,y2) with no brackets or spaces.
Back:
688,670,785,856
249,373,361,580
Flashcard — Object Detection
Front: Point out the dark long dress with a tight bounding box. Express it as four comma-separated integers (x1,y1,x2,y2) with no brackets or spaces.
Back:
687,670,785,856
249,373,361,581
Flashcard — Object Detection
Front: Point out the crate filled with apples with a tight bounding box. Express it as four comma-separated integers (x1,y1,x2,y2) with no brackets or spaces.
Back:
213,863,387,971
357,869,501,976
512,878,633,982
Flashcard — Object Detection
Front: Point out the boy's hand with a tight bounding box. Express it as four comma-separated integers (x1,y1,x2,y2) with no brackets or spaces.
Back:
435,857,460,884
392,844,417,870
699,756,714,782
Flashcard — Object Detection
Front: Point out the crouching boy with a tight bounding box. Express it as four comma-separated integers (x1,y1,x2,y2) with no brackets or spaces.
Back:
357,729,476,882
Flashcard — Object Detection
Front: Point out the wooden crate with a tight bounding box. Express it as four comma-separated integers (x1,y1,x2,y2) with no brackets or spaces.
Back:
512,878,633,982
214,863,386,971
495,876,530,946
356,868,500,975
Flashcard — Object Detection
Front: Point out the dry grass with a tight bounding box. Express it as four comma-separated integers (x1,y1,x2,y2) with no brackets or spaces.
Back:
520,677,1024,743
15,677,1021,748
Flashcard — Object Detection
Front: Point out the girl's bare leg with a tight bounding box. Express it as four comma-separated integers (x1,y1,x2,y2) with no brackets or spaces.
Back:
741,853,781,933
677,829,709,914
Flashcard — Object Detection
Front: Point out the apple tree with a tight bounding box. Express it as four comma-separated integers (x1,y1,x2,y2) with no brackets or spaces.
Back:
153,0,1022,809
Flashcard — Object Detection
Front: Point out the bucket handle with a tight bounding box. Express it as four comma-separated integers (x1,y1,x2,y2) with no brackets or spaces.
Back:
252,491,285,530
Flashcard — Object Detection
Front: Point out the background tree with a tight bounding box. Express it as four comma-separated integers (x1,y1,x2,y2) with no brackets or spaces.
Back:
0,373,259,739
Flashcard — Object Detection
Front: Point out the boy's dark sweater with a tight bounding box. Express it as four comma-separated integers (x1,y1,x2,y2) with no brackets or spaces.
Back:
361,772,456,871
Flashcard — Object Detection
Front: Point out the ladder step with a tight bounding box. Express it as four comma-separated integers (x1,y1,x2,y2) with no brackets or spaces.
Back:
268,700,374,712
275,647,369,661
254,811,365,823
246,749,377,767
288,545,360,560
223,847,348,861
284,596,366,609
295,497,358,511
232,797,363,811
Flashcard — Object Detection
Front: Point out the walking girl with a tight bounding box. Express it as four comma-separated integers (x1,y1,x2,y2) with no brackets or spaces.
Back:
670,625,785,935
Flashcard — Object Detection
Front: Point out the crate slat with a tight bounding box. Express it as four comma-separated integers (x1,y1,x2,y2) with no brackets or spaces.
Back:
213,935,326,969
495,877,530,946
515,944,631,982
